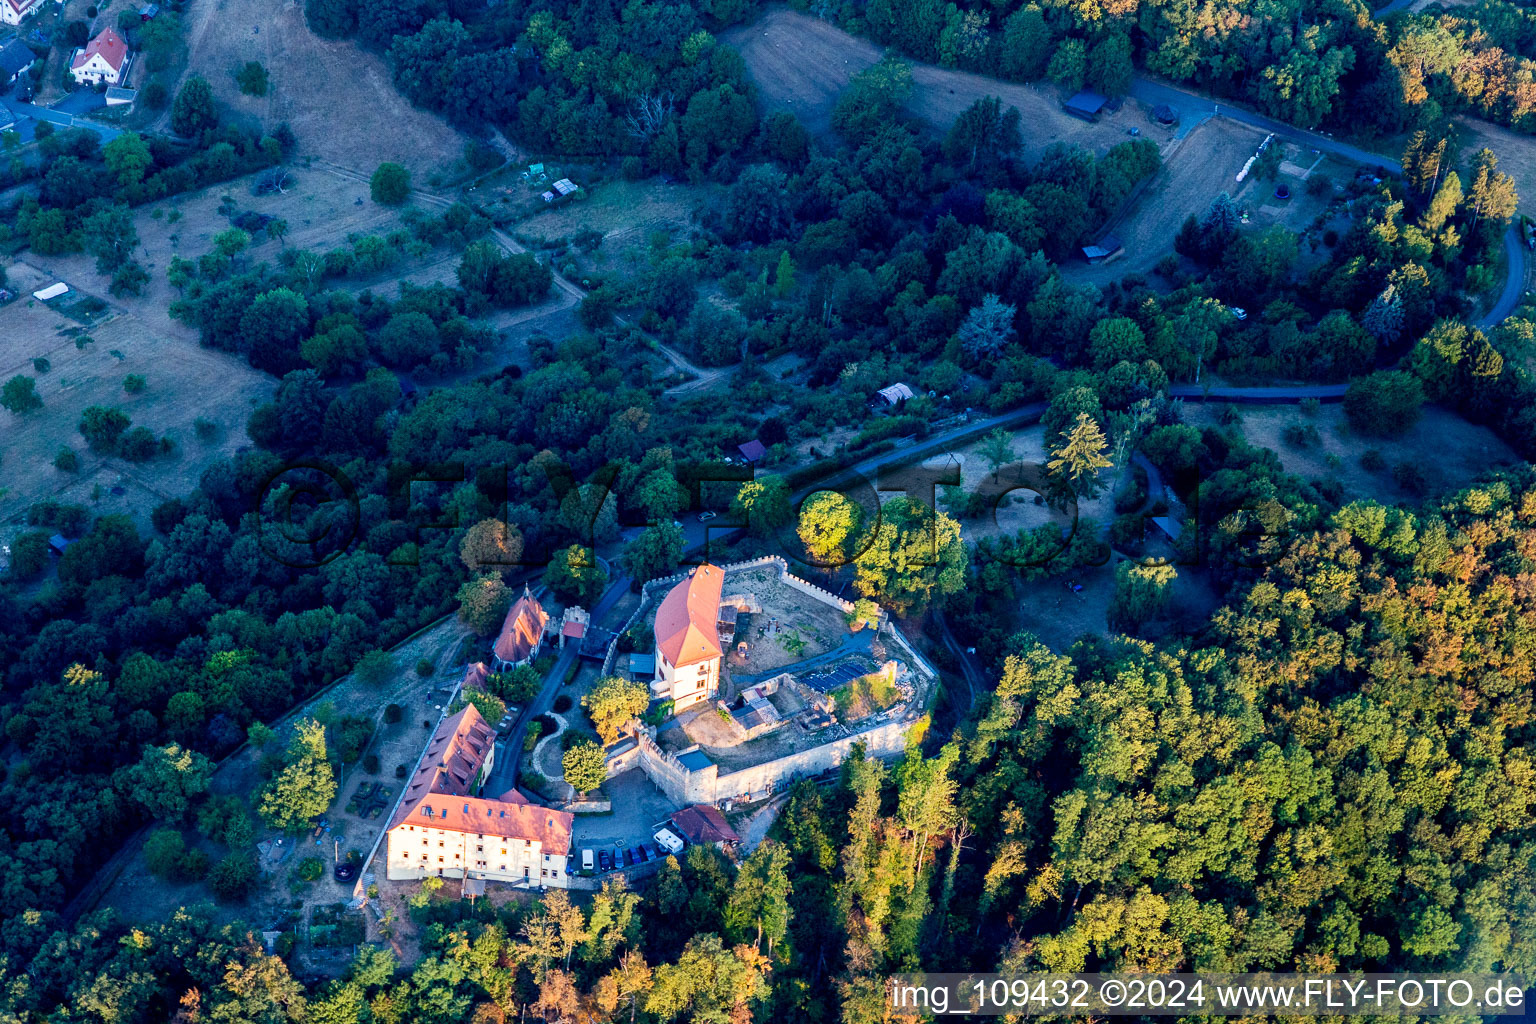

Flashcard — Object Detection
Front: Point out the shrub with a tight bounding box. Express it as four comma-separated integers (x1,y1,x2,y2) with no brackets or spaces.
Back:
415,658,434,677
384,703,403,724
1360,448,1387,472
193,417,218,440
295,856,325,882
209,851,258,901
1393,460,1429,495
123,374,147,394
370,162,410,205
364,753,379,774
395,763,408,778
235,61,269,97
118,426,159,461
552,695,573,714
53,448,78,471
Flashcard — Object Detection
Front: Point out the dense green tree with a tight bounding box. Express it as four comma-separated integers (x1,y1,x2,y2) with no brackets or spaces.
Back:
123,743,213,822
257,718,336,832
171,76,218,136
853,497,966,613
370,162,410,205
1,374,42,414
582,675,651,745
1344,370,1426,435
621,522,683,582
562,741,607,794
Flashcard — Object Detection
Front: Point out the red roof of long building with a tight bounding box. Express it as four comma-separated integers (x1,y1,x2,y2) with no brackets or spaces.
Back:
493,587,548,664
72,27,127,72
387,704,571,852
388,704,495,825
397,795,572,853
655,565,724,668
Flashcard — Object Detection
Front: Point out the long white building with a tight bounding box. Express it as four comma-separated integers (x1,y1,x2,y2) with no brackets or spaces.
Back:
385,703,572,887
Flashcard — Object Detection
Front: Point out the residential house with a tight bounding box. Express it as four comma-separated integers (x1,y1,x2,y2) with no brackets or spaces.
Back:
0,0,41,27
0,37,34,88
385,703,574,886
492,585,549,670
651,564,725,712
71,27,128,86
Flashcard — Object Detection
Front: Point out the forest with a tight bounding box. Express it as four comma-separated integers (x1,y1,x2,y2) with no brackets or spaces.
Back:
0,0,1532,1018
1,475,1534,1020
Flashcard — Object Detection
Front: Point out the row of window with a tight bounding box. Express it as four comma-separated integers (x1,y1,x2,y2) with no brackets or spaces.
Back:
414,853,561,878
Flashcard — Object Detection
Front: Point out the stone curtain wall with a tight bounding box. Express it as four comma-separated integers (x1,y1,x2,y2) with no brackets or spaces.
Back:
708,717,909,805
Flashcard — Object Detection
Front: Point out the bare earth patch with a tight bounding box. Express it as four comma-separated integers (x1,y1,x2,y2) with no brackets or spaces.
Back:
723,9,1176,163
1185,402,1521,505
153,1,474,179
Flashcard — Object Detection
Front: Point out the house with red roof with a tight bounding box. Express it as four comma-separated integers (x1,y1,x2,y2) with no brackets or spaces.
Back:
71,27,129,86
492,585,549,670
670,804,741,849
0,0,42,28
385,702,574,886
651,564,725,711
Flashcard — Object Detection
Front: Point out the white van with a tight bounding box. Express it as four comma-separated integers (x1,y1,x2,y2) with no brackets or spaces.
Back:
654,828,685,855
581,849,595,874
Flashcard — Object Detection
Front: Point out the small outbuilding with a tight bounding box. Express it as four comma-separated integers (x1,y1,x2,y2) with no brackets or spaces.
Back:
737,439,767,464
1062,90,1109,122
33,282,69,301
1152,104,1178,126
1081,234,1125,265
670,804,741,849
875,382,915,407
1150,516,1184,542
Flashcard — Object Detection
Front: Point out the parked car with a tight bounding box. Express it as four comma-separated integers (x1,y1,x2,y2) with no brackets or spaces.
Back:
635,844,651,862
622,848,636,867
582,849,595,873
697,511,717,522
654,828,685,855
598,850,612,872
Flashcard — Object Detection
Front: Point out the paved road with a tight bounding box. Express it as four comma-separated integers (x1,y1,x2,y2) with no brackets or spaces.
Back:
1,97,122,144
484,573,631,795
1479,226,1527,329
1127,79,1400,173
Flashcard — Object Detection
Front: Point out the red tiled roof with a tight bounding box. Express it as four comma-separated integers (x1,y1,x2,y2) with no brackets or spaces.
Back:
493,587,548,664
72,27,127,73
671,804,740,845
400,796,573,854
387,704,496,829
655,565,723,668
386,704,571,852
561,620,585,638
3,0,39,16
462,661,490,692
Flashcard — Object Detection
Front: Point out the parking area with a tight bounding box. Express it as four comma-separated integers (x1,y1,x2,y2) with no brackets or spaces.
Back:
570,768,680,876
